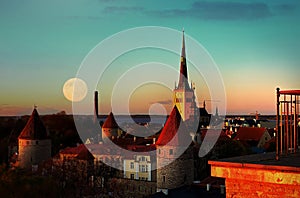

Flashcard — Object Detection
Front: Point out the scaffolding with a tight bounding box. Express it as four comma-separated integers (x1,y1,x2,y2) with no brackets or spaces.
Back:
276,88,300,160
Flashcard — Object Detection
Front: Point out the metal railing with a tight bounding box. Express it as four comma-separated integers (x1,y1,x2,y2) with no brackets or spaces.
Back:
276,88,300,160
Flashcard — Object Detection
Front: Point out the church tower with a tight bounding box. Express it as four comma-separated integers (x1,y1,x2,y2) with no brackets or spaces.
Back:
18,108,51,169
173,30,198,121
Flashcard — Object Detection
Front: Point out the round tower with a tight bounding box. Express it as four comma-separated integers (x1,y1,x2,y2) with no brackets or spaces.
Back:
156,106,194,194
102,112,120,140
18,108,51,169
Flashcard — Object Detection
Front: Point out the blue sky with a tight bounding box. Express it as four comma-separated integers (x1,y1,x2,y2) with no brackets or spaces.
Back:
0,0,299,115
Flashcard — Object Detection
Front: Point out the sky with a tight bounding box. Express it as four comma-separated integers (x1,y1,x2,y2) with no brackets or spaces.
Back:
0,0,299,116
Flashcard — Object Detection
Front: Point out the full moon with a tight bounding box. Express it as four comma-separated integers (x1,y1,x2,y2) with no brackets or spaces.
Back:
63,78,88,102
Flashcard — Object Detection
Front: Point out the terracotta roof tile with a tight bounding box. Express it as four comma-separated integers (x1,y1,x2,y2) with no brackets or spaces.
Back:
156,106,190,146
102,112,118,129
234,127,267,141
18,109,48,140
60,144,94,160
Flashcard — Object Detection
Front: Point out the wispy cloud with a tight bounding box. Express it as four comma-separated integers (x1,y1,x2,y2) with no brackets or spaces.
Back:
0,104,60,116
272,4,297,15
150,99,172,105
104,6,144,14
148,1,297,21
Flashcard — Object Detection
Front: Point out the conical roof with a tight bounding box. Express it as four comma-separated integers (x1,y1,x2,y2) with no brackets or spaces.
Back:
102,112,118,129
18,108,48,140
177,29,190,89
156,106,190,146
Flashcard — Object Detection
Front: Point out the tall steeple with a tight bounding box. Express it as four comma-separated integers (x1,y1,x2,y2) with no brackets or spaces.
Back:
178,29,189,89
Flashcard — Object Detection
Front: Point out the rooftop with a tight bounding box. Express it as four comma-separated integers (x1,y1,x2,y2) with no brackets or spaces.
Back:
209,151,300,172
18,108,48,140
156,106,190,146
234,127,267,141
102,112,118,129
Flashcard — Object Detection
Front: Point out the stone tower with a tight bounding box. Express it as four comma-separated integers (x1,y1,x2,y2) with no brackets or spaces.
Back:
102,112,120,140
173,30,198,121
156,106,194,194
18,108,51,169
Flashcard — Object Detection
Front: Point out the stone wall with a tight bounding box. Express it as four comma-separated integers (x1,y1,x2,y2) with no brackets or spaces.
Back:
108,178,157,198
210,159,300,198
226,178,300,198
18,139,51,169
157,146,194,190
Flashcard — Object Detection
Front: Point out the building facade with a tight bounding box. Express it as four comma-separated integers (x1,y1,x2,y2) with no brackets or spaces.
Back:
123,155,152,181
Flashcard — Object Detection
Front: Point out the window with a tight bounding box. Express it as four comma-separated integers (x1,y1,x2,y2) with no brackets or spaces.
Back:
169,149,173,155
130,174,134,180
130,162,134,169
139,165,146,172
163,176,166,183
140,156,146,161
36,141,39,145
158,149,161,154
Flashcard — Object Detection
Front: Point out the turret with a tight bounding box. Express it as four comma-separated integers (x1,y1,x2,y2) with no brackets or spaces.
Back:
18,108,51,169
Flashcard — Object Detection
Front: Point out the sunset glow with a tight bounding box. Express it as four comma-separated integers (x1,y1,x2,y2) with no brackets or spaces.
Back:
0,0,299,116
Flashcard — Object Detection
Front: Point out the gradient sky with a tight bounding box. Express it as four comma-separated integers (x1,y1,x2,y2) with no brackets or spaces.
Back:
0,0,299,116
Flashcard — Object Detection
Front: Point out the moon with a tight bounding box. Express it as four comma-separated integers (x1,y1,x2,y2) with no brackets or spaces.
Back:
63,78,88,102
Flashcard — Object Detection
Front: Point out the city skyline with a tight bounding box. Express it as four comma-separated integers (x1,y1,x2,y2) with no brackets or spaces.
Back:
1,0,300,116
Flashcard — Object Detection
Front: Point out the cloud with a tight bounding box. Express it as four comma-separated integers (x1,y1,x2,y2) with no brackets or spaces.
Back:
0,104,60,116
149,1,297,21
272,4,297,15
191,1,271,20
150,99,172,105
104,6,144,14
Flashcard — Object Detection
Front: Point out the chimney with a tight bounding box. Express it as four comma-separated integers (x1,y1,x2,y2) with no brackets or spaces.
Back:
94,91,99,122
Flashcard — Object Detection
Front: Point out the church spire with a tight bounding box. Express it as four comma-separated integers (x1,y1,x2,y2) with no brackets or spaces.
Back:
178,29,189,88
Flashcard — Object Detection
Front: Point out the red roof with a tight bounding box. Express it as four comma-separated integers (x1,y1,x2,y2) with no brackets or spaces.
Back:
60,144,94,160
234,127,267,141
263,136,275,150
18,108,48,140
201,129,230,142
76,147,95,160
279,90,300,95
156,106,190,146
102,112,118,129
60,144,86,154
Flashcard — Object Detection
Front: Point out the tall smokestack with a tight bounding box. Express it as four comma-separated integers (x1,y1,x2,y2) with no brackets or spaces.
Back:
94,91,99,123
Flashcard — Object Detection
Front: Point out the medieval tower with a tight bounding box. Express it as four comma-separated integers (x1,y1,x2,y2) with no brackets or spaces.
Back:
18,108,51,169
156,30,196,194
156,106,194,194
173,30,198,122
102,112,120,140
